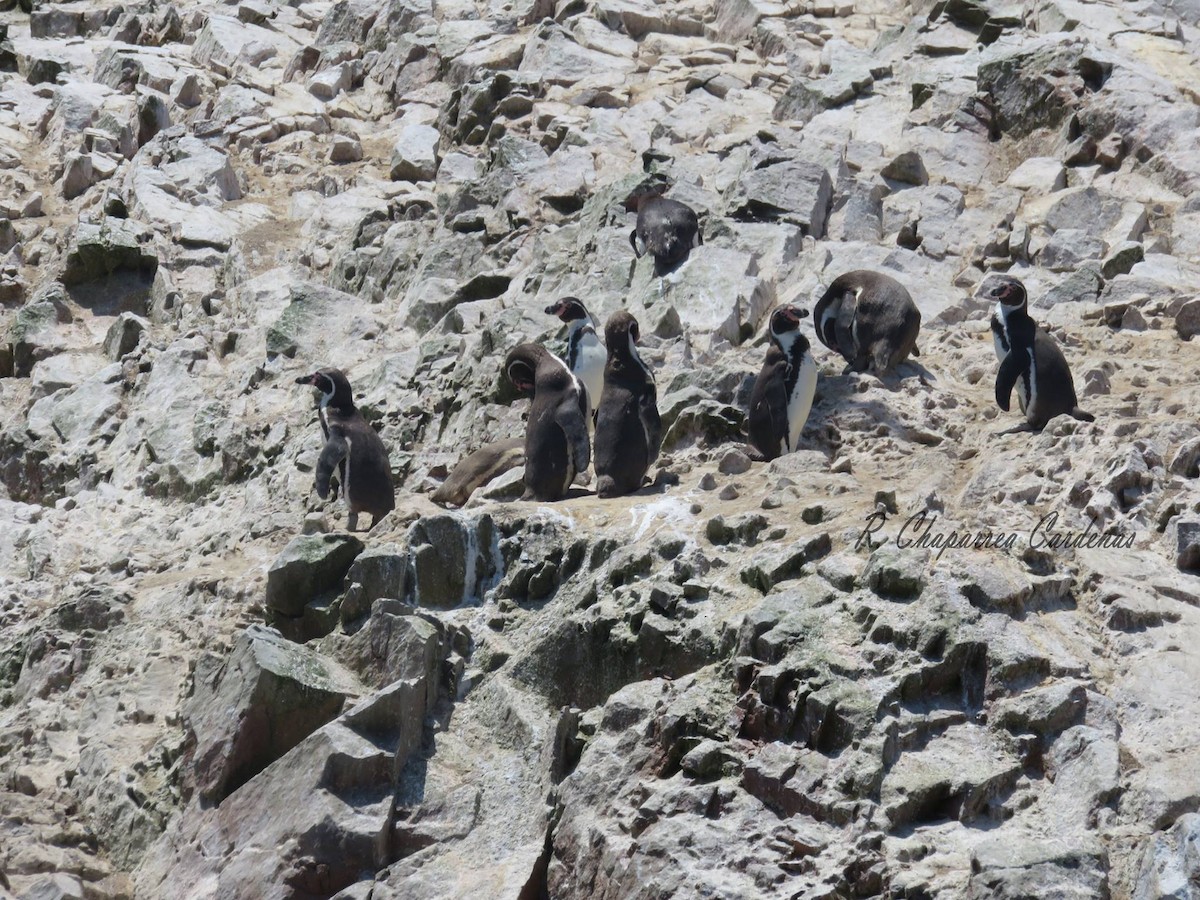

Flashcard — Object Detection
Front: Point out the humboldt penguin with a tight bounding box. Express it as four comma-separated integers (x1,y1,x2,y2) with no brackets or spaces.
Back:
813,271,921,376
295,368,395,531
545,296,606,428
989,275,1095,433
594,310,662,498
625,175,702,275
748,305,818,461
431,438,525,508
504,343,591,502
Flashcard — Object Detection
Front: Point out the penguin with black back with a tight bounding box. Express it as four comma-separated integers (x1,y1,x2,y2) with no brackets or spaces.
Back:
594,310,662,498
625,174,702,275
545,296,606,429
989,275,1095,434
295,368,395,531
813,271,921,377
504,343,591,502
748,304,818,461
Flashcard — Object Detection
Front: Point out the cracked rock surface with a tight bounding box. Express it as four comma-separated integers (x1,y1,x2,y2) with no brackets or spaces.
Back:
2,0,1200,898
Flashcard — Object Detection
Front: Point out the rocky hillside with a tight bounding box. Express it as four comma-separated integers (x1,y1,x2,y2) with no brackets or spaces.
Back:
2,0,1200,896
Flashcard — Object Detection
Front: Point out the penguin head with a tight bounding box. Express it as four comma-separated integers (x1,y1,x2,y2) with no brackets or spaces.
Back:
989,276,1028,310
604,309,641,355
295,367,353,409
768,304,809,342
622,173,673,211
504,343,546,395
544,297,590,324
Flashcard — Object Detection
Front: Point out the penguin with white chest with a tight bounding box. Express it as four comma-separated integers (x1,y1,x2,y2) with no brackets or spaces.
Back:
594,311,662,498
989,275,1095,434
813,271,921,377
504,343,591,502
295,368,395,531
545,296,606,429
748,305,818,461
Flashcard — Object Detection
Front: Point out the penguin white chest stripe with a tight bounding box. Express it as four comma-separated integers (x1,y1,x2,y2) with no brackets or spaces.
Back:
776,331,817,452
568,322,606,414
992,300,1012,361
343,434,353,505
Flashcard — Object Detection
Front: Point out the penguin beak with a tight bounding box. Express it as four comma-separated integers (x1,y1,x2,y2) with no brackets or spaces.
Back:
544,302,562,317
295,373,318,387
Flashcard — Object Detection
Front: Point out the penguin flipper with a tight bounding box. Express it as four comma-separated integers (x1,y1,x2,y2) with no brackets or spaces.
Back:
555,396,591,475
640,392,663,464
833,291,858,363
316,433,349,500
995,349,1027,412
760,374,790,455
629,228,643,259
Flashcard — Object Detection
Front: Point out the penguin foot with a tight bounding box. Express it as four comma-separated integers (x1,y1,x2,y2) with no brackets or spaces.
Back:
346,512,359,532
994,422,1036,437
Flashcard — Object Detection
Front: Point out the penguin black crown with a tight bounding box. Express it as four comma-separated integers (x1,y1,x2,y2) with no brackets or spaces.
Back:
295,367,396,531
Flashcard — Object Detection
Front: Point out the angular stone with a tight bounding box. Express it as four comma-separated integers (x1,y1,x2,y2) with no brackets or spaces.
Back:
389,123,440,182
1005,157,1067,192
864,546,926,598
102,312,149,361
184,624,361,802
725,159,833,237
264,533,365,617
1168,518,1200,573
61,218,159,314
881,150,929,186
61,153,93,200
1132,813,1200,900
330,134,363,164
1175,299,1200,340
1040,228,1106,271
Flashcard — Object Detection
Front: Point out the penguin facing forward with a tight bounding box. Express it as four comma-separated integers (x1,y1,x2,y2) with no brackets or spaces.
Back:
504,343,591,502
594,311,662,499
625,176,702,275
989,275,1095,434
545,296,606,429
813,271,921,377
295,368,395,531
748,305,818,461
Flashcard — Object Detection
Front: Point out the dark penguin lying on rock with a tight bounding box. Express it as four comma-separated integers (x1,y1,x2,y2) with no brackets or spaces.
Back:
625,175,703,275
295,367,395,531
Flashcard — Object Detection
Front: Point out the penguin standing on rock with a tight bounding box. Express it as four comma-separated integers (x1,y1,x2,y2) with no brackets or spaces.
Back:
625,175,703,275
813,271,921,377
989,275,1095,434
504,343,591,502
545,296,606,429
594,311,662,498
748,305,818,461
295,368,395,531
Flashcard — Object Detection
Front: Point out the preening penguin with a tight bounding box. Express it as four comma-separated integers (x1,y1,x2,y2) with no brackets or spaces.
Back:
625,176,703,275
813,271,921,377
594,311,662,499
295,368,395,531
545,296,606,429
748,305,818,461
504,343,591,502
989,275,1095,434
